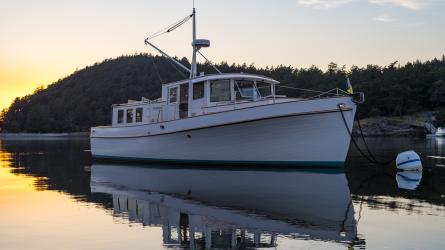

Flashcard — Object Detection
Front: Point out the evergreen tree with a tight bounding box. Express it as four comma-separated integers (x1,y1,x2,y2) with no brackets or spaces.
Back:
1,53,445,132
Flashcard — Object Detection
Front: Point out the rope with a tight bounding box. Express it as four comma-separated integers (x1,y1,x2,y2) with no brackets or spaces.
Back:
338,105,378,164
355,112,379,163
356,112,396,165
338,105,396,165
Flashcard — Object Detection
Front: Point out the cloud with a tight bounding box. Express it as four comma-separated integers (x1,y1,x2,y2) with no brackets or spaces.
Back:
368,0,427,10
297,0,429,10
373,14,397,22
296,0,354,9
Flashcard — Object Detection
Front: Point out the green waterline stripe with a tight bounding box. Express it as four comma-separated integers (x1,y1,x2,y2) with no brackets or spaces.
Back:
92,155,345,172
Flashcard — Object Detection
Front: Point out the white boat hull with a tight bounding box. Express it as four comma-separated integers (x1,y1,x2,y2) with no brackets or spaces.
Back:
435,131,445,137
91,97,356,166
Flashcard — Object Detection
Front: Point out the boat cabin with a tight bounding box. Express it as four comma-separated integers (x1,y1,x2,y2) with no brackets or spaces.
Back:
111,73,279,126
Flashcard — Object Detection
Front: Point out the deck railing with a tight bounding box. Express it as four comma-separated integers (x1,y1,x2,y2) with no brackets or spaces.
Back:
276,85,365,103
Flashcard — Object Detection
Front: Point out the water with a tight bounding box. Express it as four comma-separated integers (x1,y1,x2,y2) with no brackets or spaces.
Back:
0,137,444,249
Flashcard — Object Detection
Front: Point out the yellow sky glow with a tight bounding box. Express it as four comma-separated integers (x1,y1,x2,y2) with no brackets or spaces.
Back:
0,63,68,111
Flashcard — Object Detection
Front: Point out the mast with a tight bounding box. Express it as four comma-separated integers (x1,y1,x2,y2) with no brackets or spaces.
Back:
190,8,197,79
145,6,209,80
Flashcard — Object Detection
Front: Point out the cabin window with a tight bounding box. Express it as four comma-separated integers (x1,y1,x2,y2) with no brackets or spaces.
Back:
117,110,124,124
126,109,133,123
210,80,231,102
193,82,204,100
235,80,259,100
257,81,272,97
135,108,143,123
169,87,178,103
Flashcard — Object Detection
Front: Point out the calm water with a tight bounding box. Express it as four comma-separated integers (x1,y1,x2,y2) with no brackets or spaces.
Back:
0,138,445,249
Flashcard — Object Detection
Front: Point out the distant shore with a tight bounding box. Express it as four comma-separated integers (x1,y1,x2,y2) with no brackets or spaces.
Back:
352,114,427,137
0,113,432,138
0,132,89,139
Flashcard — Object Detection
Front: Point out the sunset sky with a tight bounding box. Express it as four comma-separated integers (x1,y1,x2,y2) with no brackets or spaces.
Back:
1,0,444,110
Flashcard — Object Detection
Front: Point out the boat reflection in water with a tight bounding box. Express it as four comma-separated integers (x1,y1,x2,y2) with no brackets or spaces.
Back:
396,171,422,190
91,164,357,249
435,137,444,153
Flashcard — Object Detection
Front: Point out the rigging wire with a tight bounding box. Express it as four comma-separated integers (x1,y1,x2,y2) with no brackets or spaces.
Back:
143,10,223,78
149,55,163,84
145,14,193,41
165,56,188,78
197,50,222,74
144,12,193,79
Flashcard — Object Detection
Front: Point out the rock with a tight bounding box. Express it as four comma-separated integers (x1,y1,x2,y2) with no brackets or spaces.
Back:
352,116,426,137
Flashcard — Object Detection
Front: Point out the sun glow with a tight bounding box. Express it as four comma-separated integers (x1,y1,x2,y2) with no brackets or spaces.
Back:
0,141,41,192
0,62,72,111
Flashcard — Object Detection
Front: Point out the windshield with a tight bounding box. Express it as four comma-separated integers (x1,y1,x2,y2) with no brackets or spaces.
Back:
256,81,272,97
235,80,260,100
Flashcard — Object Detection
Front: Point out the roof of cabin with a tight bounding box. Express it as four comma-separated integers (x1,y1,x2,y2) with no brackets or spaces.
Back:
162,73,280,86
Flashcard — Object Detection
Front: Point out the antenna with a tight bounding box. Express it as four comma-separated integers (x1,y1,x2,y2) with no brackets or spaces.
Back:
190,8,197,78
190,7,211,79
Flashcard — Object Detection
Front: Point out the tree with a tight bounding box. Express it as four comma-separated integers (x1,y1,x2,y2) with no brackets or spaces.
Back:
0,108,6,132
436,110,445,127
1,53,445,132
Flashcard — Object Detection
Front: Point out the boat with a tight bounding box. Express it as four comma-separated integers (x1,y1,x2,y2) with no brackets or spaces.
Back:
90,8,364,167
425,123,445,138
436,127,445,137
90,164,357,248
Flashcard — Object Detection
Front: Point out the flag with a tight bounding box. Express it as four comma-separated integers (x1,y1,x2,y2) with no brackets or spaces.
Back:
345,78,353,94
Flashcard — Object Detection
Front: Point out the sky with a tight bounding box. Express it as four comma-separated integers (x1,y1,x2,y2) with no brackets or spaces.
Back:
0,0,444,110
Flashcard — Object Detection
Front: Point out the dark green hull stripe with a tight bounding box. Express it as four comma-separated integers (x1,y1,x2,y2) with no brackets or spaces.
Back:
92,155,345,168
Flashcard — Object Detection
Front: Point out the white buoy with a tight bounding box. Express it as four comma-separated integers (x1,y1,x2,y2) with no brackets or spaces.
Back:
396,150,422,171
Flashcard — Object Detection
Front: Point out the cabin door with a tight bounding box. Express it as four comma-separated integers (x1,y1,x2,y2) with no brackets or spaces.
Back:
179,83,189,119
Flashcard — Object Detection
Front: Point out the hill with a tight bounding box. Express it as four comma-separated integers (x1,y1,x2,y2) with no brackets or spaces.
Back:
1,54,445,133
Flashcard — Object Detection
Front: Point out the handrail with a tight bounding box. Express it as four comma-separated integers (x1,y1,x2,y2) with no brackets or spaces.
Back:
277,85,327,94
276,85,351,100
201,87,351,111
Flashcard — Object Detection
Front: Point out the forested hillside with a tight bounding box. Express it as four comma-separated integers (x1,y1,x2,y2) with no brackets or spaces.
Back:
1,54,445,133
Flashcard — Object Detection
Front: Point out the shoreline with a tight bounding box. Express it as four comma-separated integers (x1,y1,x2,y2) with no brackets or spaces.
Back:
0,131,427,139
0,132,90,139
352,114,428,137
0,114,433,139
